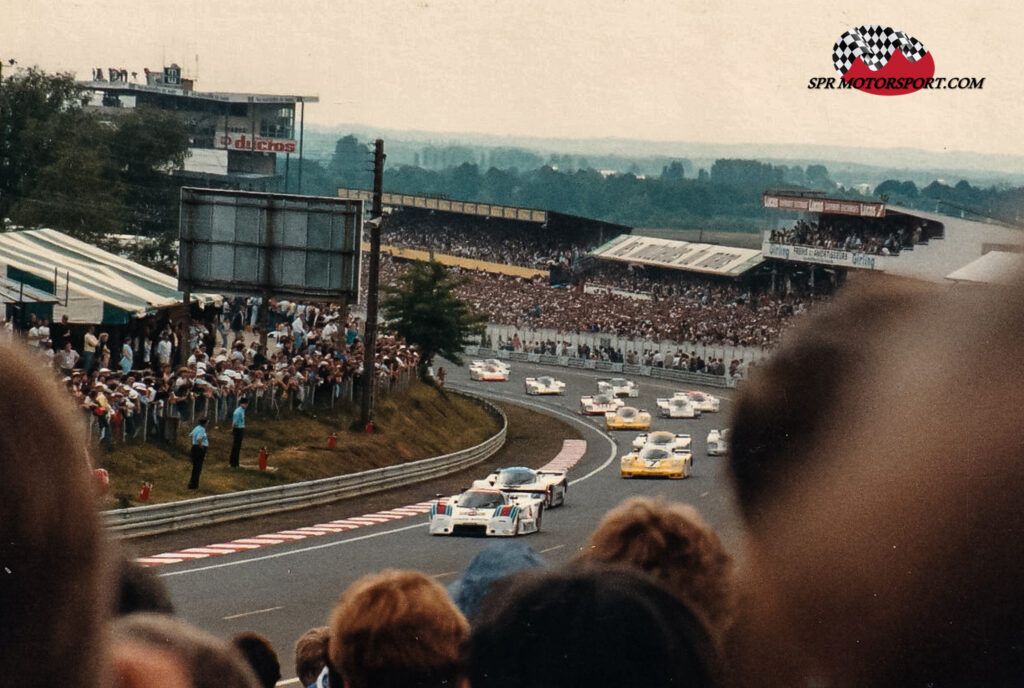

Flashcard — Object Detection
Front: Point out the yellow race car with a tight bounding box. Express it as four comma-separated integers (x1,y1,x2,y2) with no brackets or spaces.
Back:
620,446,693,479
604,406,652,431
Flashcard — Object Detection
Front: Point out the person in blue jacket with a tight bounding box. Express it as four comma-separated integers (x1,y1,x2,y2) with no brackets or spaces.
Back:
187,417,209,490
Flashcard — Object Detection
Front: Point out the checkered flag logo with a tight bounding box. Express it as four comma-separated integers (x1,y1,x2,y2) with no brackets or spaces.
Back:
833,25,928,76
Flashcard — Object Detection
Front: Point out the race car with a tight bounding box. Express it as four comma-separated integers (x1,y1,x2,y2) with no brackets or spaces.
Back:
474,465,568,508
469,363,508,381
524,375,566,395
580,393,625,415
706,428,730,456
620,446,693,479
470,359,511,376
605,406,652,431
429,488,543,536
681,390,721,413
631,430,692,453
597,377,640,398
656,396,700,419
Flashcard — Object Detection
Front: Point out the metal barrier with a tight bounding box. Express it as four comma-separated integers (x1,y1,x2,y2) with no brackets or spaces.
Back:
466,345,739,389
103,391,507,538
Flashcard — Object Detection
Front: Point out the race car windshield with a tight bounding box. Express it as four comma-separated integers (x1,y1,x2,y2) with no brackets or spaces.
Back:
641,448,672,461
649,434,673,445
461,492,503,508
671,399,688,407
610,378,628,386
620,408,636,418
594,395,612,404
499,468,537,485
538,377,553,385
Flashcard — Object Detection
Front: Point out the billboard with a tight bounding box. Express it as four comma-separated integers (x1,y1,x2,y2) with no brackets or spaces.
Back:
762,193,886,218
178,188,362,301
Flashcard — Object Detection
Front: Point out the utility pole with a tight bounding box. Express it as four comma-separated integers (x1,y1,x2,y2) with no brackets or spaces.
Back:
360,139,385,428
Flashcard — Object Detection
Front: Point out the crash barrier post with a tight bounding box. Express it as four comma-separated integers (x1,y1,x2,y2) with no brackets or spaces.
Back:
103,390,508,538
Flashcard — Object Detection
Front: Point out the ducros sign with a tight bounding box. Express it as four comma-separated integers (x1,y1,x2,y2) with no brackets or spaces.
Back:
216,134,297,153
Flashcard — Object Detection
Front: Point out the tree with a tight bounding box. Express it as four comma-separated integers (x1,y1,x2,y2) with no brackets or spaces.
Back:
380,260,486,375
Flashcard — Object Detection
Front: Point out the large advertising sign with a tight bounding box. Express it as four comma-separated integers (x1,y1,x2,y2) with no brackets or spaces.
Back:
763,193,886,218
178,188,362,300
763,241,879,270
590,235,764,277
215,133,297,153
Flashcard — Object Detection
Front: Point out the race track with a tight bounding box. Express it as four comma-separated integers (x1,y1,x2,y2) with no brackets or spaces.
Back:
157,360,746,685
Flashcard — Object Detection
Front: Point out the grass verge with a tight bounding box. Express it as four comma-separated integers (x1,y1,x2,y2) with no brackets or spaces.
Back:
96,382,500,509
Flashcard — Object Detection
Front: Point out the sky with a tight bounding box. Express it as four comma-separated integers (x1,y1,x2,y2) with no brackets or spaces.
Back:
3,0,1022,158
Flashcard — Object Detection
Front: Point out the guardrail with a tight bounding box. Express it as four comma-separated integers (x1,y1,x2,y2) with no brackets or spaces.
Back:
103,392,507,538
469,347,740,389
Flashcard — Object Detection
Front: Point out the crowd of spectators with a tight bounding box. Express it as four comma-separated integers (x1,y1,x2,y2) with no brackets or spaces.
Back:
768,214,934,256
4,299,420,444
381,209,597,269
374,253,820,349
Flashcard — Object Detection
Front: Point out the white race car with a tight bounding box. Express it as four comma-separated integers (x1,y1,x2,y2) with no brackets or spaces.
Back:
429,488,543,536
474,466,568,508
597,377,640,398
620,446,693,479
471,359,511,376
706,428,730,456
631,430,692,453
469,363,508,381
680,390,721,413
580,393,625,415
524,375,566,395
656,396,701,419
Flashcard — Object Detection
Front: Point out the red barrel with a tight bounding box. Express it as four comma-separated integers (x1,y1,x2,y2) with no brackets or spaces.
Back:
258,447,268,471
328,432,337,449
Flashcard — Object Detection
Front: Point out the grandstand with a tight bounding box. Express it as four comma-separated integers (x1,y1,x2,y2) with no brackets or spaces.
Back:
761,191,1024,283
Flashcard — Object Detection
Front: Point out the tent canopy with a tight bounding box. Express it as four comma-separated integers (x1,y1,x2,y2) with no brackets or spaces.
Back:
0,228,216,324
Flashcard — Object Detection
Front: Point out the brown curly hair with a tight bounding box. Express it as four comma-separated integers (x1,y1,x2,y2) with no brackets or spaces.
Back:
574,496,737,640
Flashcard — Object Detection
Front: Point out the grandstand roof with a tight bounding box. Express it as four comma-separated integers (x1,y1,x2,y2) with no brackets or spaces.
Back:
336,188,632,235
589,234,764,277
945,251,1024,285
0,228,216,324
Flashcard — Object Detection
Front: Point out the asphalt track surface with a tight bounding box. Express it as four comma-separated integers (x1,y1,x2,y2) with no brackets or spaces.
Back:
149,361,746,686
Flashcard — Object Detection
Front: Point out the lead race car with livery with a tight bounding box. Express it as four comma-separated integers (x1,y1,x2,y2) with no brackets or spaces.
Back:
470,358,511,376
474,466,568,508
580,393,625,415
524,375,566,395
429,488,544,536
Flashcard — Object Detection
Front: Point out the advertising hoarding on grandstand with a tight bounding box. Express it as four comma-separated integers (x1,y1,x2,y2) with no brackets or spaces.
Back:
178,188,362,300
763,192,886,218
763,241,880,270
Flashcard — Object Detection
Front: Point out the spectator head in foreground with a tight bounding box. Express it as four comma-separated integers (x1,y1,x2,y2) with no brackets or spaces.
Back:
328,569,470,688
447,540,546,621
0,342,111,687
466,566,718,688
724,276,1024,687
110,613,261,688
726,280,931,529
231,632,281,688
574,496,736,643
293,626,330,688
